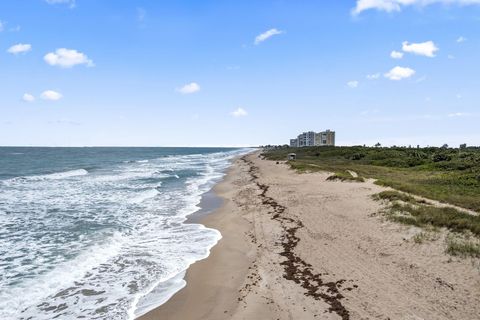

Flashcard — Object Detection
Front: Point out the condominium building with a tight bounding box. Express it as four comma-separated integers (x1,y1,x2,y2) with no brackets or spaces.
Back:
297,131,316,147
314,130,335,146
289,130,335,147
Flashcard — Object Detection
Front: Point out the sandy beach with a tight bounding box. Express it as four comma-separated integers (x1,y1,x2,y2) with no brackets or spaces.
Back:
139,152,480,320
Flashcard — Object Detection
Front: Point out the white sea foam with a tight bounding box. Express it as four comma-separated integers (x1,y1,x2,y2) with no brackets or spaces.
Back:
128,188,160,204
131,270,187,319
11,168,89,182
0,232,126,319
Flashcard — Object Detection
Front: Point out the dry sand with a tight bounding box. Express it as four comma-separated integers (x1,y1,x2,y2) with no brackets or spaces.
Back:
139,152,480,320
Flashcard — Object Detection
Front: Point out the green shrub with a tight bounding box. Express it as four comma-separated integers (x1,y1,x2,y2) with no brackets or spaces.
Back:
433,153,452,162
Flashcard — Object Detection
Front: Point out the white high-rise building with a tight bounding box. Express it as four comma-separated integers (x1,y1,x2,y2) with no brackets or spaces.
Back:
289,130,335,147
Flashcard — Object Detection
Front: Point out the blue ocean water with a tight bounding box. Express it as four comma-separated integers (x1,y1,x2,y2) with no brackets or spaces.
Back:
0,147,251,319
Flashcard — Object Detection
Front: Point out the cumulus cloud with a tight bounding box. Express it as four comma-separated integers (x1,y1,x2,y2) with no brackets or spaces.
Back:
7,43,32,55
456,36,467,43
390,50,404,59
177,82,201,94
352,0,480,15
366,73,380,80
254,28,284,45
231,107,248,117
384,66,416,80
44,48,94,68
347,80,359,88
402,41,438,57
45,0,75,8
22,93,35,102
41,90,63,101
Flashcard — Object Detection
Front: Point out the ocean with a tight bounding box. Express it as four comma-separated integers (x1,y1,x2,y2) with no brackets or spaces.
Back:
0,147,251,319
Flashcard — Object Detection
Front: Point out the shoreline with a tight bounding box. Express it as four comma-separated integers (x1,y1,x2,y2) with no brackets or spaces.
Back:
138,154,255,319
130,152,248,319
132,181,227,319
139,152,480,320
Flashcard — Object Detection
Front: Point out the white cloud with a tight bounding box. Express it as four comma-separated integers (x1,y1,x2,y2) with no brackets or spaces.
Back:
7,43,32,55
347,80,359,88
448,54,455,59
402,41,438,57
137,7,147,28
352,0,480,15
137,7,146,22
360,108,379,115
366,73,380,80
254,28,284,45
448,112,469,117
390,50,404,59
49,118,81,126
231,107,248,117
352,0,401,15
44,48,94,68
22,93,35,102
177,82,201,94
0,21,4,32
41,90,63,101
456,36,467,43
415,75,427,83
384,66,416,80
45,0,75,8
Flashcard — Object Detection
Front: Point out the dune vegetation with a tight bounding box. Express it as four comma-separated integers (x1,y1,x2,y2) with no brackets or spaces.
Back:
263,146,480,212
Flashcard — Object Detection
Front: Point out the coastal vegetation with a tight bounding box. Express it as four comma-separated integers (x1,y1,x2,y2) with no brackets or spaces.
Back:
263,146,480,212
379,194,480,257
326,170,365,182
446,236,480,258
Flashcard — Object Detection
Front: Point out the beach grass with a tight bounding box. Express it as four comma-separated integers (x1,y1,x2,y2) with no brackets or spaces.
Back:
372,190,421,204
263,146,480,212
413,231,440,244
383,202,480,236
326,171,365,182
446,236,480,258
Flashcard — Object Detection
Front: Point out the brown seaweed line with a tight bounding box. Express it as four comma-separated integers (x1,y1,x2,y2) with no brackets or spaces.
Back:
241,156,352,320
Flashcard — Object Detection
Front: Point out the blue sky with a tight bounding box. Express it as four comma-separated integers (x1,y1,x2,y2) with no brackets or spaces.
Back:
1,0,479,147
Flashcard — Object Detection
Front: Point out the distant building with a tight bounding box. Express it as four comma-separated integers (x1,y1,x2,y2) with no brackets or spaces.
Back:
289,130,335,147
315,130,335,146
297,131,316,147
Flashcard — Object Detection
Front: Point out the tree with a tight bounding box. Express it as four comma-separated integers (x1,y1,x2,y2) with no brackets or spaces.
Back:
374,142,381,148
